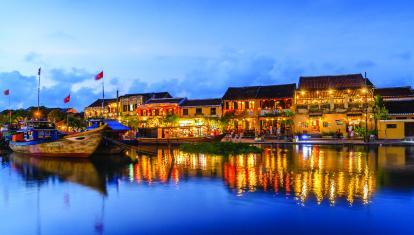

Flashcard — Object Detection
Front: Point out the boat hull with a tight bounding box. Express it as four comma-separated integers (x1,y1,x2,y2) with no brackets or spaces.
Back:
9,126,105,158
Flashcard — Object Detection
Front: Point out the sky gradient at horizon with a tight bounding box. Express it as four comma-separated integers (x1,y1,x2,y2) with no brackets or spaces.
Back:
0,0,413,110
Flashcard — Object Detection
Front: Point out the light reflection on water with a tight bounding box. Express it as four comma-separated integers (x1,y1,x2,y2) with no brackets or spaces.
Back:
1,145,414,234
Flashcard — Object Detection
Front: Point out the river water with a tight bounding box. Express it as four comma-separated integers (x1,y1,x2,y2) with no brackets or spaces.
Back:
1,145,414,235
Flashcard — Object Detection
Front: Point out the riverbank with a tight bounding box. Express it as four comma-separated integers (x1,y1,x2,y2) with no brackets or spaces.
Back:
222,138,414,146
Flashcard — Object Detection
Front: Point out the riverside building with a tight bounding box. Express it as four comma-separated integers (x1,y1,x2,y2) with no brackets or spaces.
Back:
222,84,296,135
294,74,375,137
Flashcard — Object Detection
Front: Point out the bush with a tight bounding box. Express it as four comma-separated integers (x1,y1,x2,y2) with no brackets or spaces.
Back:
180,142,262,155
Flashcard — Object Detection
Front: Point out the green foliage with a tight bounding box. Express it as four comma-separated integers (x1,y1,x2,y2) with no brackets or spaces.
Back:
283,109,295,117
374,95,389,120
321,131,335,136
47,109,66,123
162,114,179,127
180,142,262,155
354,126,366,137
67,115,86,130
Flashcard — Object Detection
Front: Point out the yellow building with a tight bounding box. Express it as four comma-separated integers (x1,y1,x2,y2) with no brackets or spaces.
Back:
294,74,375,137
119,92,171,117
375,87,414,139
179,98,223,135
84,98,117,119
222,84,296,135
84,92,172,120
377,120,414,139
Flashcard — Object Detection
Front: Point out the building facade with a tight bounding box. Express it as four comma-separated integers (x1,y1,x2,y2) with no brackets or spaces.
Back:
375,86,414,139
136,97,186,127
179,98,223,135
294,74,375,137
84,98,117,119
119,92,172,117
222,84,296,135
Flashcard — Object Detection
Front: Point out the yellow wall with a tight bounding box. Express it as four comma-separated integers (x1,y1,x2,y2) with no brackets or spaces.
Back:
378,121,405,139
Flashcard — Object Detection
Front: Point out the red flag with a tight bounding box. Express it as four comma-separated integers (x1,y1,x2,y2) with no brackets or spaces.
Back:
64,94,70,103
95,71,103,80
3,89,9,95
38,67,41,76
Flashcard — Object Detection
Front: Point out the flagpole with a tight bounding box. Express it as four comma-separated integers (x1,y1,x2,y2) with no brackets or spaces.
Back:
8,92,11,125
37,68,41,114
102,77,105,119
67,98,69,132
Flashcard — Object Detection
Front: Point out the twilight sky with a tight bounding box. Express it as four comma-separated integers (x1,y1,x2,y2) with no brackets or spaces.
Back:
0,0,413,110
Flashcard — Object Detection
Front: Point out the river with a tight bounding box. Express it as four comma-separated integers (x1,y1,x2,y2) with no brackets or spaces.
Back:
1,145,414,234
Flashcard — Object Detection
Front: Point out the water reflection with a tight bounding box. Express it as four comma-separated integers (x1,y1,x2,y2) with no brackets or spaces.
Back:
4,145,414,207
119,145,414,206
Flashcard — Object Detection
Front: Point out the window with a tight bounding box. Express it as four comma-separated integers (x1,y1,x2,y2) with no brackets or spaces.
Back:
129,104,134,111
323,122,329,127
225,102,230,110
210,107,216,115
183,109,188,116
123,105,128,112
245,101,249,109
196,108,202,115
386,124,397,129
155,109,159,116
234,102,238,110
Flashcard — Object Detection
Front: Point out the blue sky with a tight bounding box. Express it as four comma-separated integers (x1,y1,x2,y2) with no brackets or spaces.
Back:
0,0,413,110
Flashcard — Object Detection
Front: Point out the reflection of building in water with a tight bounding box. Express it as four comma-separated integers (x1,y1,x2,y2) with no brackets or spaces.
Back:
128,148,223,184
223,146,378,205
127,145,410,206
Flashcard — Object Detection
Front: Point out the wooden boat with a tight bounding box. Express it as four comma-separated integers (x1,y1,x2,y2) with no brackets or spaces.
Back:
9,121,107,157
86,119,131,154
136,134,226,145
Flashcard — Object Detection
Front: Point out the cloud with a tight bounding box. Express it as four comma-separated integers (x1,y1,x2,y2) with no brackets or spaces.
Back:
0,69,106,111
127,52,312,99
393,51,412,61
48,31,76,41
24,52,42,63
355,60,376,68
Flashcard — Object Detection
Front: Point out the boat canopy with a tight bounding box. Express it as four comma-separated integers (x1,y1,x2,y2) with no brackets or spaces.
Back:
87,119,130,132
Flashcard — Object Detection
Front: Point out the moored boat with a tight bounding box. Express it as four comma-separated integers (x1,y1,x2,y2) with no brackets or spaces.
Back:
9,121,106,157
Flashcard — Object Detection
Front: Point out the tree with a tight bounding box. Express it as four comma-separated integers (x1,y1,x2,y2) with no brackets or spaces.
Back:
67,115,86,131
162,114,179,127
47,109,66,123
373,95,389,133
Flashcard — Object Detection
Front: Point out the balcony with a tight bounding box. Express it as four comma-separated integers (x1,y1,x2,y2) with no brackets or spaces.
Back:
259,109,279,117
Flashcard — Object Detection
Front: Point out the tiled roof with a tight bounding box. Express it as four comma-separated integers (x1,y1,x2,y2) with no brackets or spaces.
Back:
222,84,296,100
120,92,172,100
299,74,373,90
384,100,414,115
374,87,414,98
87,99,116,108
181,98,222,107
144,97,186,105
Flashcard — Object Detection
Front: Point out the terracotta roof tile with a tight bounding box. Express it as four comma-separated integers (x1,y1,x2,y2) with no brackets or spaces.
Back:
299,74,373,90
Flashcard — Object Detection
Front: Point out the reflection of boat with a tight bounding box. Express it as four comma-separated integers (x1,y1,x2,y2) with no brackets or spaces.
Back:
10,153,107,194
9,121,106,157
